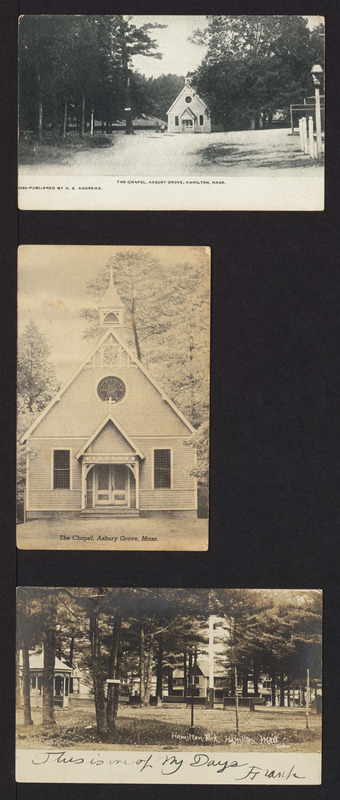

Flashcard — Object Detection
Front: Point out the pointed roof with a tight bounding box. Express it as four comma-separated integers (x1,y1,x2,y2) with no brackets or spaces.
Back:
21,327,195,442
98,281,124,310
166,82,209,116
180,107,197,120
76,413,145,459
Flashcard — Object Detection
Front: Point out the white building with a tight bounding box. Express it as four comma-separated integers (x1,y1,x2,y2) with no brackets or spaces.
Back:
167,80,211,134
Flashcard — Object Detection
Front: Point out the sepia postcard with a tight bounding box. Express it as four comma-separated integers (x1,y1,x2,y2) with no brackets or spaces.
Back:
17,245,210,551
16,588,322,785
18,15,324,211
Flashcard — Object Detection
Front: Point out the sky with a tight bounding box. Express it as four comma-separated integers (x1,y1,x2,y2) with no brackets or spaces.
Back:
18,245,209,385
131,16,324,79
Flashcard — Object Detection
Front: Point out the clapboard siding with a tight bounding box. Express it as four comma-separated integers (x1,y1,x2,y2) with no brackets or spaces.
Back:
139,490,196,511
137,437,195,491
29,440,83,491
33,365,190,438
87,421,135,454
29,490,82,510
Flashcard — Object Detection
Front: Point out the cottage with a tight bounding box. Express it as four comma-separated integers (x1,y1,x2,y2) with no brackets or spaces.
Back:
167,79,211,134
18,651,73,709
21,277,198,520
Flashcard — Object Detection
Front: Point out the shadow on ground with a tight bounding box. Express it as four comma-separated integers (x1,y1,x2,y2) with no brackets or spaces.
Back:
198,143,323,170
18,135,114,166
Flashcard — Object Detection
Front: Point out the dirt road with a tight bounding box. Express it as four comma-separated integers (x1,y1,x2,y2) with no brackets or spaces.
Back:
19,128,323,178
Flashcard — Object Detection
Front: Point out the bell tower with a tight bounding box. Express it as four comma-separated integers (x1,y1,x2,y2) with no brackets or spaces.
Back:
98,266,124,329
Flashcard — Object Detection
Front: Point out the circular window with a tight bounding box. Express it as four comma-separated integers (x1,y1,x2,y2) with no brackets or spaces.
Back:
97,376,126,403
185,95,192,103
103,344,119,364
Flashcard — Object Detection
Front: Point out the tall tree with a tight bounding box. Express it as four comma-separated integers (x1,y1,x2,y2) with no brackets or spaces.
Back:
191,16,325,130
18,320,59,414
110,16,166,134
17,321,59,520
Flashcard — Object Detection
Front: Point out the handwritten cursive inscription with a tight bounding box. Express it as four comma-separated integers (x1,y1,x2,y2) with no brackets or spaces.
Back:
29,750,306,782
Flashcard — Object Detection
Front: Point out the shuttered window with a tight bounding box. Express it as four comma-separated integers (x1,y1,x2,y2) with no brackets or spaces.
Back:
53,450,70,489
199,114,204,125
175,116,179,126
153,449,171,489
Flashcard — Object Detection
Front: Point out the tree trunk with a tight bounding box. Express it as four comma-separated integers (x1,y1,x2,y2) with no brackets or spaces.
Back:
62,99,68,139
51,96,59,134
253,662,259,696
37,95,43,141
242,670,248,697
156,636,163,706
16,648,22,709
89,607,108,740
183,651,187,698
168,666,173,695
140,624,145,703
107,615,121,731
234,667,239,736
279,671,285,707
80,95,86,137
271,667,276,707
22,643,33,725
131,297,142,362
43,627,56,726
68,636,74,668
143,633,154,706
124,72,133,135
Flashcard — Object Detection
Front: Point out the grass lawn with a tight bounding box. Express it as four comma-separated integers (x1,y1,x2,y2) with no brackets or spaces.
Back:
16,702,321,753
17,516,208,551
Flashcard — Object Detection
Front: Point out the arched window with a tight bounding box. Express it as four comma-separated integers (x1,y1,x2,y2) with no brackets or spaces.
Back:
104,312,119,324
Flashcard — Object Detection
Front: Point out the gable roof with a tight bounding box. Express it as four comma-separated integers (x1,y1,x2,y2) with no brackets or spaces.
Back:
173,660,228,679
167,82,209,115
28,653,72,672
21,327,195,442
180,107,197,120
76,414,145,459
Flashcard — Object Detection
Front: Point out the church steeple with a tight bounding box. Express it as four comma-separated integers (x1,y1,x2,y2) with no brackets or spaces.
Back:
98,267,124,329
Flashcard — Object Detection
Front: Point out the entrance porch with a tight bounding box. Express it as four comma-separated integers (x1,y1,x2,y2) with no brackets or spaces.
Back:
81,455,140,513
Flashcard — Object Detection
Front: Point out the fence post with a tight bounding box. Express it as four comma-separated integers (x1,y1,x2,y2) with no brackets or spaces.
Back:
302,118,309,154
299,119,304,151
308,117,314,159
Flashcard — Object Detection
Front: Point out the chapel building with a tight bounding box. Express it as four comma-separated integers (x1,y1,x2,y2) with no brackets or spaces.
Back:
167,79,211,134
21,278,198,520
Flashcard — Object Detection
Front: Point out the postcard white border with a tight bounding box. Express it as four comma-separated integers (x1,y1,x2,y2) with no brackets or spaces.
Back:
18,175,324,211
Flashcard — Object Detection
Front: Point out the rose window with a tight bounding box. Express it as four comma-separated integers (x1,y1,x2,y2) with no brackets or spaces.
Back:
103,344,119,364
97,376,126,403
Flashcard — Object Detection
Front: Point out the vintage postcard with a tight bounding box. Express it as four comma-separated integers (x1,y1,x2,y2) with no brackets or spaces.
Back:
16,588,322,784
17,245,210,551
18,15,324,211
